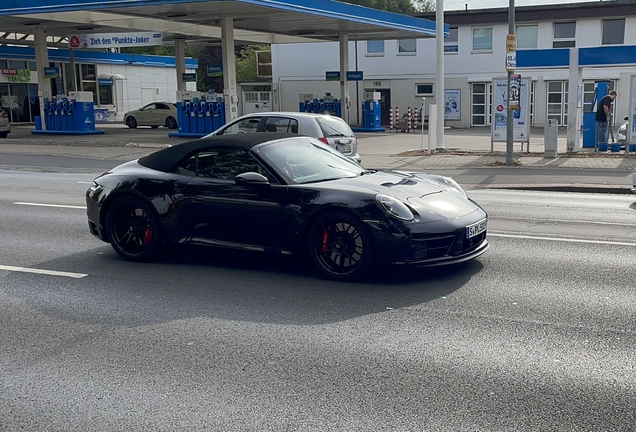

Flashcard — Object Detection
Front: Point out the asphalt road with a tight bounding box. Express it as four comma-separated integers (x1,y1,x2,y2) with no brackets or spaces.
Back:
1,168,635,431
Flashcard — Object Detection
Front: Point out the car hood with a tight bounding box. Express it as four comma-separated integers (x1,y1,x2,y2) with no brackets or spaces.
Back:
315,170,482,220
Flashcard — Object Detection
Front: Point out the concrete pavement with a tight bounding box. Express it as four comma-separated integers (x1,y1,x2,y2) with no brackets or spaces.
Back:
1,123,635,193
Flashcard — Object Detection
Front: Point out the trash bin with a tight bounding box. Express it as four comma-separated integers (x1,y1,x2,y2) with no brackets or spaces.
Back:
544,118,558,158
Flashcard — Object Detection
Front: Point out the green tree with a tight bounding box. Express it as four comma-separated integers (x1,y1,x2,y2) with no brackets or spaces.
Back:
343,0,433,13
235,45,269,83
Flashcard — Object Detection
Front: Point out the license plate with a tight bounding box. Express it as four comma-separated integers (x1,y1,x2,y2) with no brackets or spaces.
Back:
335,144,351,153
466,219,487,239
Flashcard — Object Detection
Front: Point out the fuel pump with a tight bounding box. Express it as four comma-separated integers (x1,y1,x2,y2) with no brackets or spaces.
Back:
190,97,199,133
59,97,68,131
197,98,206,133
583,81,610,148
53,98,61,131
351,91,385,132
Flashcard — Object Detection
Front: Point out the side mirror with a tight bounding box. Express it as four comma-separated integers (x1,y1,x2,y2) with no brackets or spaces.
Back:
235,172,270,187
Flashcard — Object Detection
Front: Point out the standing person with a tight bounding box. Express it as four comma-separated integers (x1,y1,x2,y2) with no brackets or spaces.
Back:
595,90,617,145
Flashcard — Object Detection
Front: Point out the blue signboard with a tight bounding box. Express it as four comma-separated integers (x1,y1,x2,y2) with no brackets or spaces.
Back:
98,77,114,86
327,71,364,81
326,71,340,81
43,67,60,79
346,71,363,81
207,64,223,77
182,73,197,82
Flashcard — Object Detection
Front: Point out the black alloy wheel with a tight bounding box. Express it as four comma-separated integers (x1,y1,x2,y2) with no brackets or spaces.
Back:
166,116,177,129
105,196,161,262
308,211,373,281
126,116,138,128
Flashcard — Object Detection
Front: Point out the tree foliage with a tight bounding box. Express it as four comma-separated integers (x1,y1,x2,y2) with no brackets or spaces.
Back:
342,0,434,13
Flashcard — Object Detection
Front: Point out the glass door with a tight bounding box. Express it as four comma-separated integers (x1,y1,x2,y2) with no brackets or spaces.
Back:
9,84,31,123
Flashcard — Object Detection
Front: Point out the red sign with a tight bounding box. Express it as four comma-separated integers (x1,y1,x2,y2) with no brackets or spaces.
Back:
1,68,18,75
70,35,80,48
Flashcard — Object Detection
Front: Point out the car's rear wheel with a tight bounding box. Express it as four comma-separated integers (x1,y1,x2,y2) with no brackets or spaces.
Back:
125,116,138,128
105,196,161,262
166,116,177,129
308,211,372,281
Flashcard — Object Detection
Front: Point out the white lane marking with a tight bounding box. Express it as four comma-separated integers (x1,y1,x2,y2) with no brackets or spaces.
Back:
77,181,93,184
489,232,636,247
14,202,86,210
491,216,634,227
0,265,87,279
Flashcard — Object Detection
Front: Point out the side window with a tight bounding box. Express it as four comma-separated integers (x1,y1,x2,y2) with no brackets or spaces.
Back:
156,103,169,110
221,117,261,135
173,147,276,182
144,104,156,111
264,117,299,133
208,148,262,181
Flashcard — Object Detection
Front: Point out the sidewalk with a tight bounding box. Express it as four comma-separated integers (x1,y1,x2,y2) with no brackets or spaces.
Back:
1,124,634,193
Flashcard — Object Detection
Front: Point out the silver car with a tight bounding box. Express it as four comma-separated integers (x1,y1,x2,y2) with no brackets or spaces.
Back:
205,112,361,163
0,108,10,138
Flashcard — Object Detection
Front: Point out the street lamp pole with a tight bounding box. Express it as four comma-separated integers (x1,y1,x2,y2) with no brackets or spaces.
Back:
506,0,516,166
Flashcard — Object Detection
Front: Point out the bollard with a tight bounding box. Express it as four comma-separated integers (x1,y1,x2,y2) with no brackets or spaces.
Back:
389,106,394,133
407,107,412,133
396,107,399,132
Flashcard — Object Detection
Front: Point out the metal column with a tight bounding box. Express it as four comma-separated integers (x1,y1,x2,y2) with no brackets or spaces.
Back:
435,0,444,149
175,39,186,92
567,48,582,152
339,32,350,124
222,17,239,122
34,27,52,130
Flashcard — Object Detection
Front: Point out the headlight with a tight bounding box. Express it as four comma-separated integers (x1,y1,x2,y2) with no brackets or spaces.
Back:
375,194,415,221
441,176,467,197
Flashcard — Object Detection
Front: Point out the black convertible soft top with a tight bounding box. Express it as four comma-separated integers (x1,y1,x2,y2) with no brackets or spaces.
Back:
138,132,298,173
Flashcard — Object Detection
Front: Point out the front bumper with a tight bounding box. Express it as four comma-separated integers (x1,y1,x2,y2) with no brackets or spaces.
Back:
86,183,113,242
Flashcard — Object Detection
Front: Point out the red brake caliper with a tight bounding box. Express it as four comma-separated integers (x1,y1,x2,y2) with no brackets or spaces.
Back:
143,227,153,244
321,225,330,256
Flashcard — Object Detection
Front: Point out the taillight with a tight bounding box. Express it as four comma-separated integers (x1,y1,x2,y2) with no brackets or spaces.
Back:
317,137,329,145
0,111,7,118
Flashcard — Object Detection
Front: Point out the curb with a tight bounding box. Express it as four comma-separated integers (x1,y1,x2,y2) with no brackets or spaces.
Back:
469,183,634,194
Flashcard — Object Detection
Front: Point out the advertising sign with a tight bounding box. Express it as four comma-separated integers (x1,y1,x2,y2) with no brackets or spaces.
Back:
326,71,340,81
68,32,163,49
630,75,636,144
182,73,197,82
207,64,223,77
44,67,60,79
444,89,461,121
491,77,530,142
98,77,114,86
509,74,520,110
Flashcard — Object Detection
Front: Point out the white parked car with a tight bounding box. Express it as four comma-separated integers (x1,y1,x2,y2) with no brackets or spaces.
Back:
124,102,178,129
617,115,628,145
205,112,361,163
0,108,10,138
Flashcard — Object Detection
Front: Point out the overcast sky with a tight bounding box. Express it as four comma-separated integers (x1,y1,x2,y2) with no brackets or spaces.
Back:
444,0,595,11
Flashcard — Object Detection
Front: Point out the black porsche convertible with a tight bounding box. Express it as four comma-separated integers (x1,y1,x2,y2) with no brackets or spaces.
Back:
86,132,488,280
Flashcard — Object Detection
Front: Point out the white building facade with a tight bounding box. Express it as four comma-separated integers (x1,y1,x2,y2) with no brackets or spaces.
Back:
272,0,636,128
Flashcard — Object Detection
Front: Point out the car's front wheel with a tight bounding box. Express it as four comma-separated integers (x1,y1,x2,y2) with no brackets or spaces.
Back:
105,196,161,262
125,116,138,128
307,211,373,281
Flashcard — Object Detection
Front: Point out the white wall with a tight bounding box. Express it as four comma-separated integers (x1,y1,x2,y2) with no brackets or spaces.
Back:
96,64,195,122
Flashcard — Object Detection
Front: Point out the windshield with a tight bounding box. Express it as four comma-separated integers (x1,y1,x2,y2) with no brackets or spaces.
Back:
316,116,355,137
257,137,365,184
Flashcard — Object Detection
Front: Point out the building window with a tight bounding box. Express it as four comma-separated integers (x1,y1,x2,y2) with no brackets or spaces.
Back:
366,40,385,56
471,83,490,126
9,60,26,70
256,50,272,78
444,27,459,53
472,27,493,52
75,63,97,104
398,39,416,54
602,19,625,45
517,25,538,49
546,80,569,126
553,21,575,48
416,83,434,96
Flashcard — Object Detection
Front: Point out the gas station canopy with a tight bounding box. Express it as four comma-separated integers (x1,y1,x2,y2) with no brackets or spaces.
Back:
0,0,442,48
